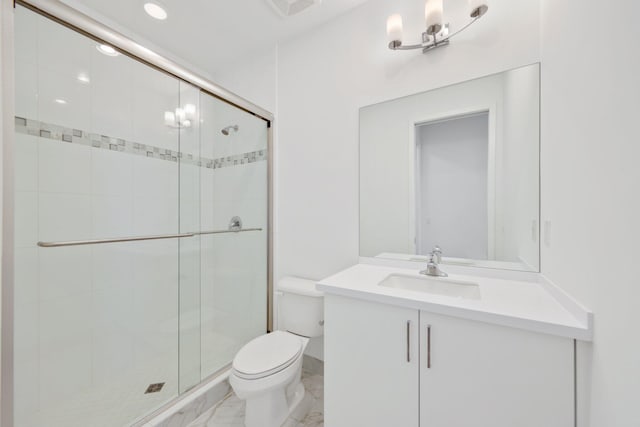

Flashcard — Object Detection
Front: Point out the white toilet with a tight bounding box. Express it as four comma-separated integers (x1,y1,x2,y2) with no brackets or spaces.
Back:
229,277,324,427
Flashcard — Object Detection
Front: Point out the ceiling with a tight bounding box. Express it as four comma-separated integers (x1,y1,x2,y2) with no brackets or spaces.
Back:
61,0,370,75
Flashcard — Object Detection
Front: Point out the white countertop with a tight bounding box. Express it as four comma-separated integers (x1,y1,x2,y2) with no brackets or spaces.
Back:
317,263,592,341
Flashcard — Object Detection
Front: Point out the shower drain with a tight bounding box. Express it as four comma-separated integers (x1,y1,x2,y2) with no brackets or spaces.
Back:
144,382,165,394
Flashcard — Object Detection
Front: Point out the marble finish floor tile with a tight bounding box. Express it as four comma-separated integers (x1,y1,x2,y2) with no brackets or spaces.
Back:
188,371,324,427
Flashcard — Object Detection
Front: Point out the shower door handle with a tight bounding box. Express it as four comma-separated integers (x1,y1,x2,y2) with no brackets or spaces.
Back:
37,232,196,247
37,227,263,247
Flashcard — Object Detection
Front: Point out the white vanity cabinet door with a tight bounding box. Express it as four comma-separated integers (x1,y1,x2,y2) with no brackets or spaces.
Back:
324,295,420,427
419,311,574,427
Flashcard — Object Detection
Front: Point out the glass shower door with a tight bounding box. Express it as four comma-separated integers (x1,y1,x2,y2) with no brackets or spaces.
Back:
199,93,269,379
178,81,202,393
13,4,270,426
14,6,183,426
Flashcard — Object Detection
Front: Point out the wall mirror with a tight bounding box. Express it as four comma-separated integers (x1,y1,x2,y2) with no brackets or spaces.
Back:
359,63,540,272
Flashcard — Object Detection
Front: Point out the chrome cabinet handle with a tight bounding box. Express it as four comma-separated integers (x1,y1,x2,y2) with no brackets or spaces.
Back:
406,320,411,363
427,325,432,369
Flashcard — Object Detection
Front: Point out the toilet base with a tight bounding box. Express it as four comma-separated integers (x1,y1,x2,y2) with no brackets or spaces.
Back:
244,382,305,427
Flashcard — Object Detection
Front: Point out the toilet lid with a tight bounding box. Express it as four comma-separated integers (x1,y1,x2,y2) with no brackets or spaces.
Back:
233,331,303,380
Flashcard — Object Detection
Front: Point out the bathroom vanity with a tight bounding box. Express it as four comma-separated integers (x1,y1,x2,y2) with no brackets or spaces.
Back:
318,262,592,427
336,62,592,426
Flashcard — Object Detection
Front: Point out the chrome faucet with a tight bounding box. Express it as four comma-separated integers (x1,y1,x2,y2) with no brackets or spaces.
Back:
420,251,448,277
432,245,442,264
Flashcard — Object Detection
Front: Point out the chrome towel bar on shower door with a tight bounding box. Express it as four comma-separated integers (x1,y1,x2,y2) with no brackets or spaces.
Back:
37,227,263,248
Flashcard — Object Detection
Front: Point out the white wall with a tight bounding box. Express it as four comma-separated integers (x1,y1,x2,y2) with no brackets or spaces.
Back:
540,1,640,426
271,0,539,360
213,0,540,360
211,47,278,115
417,114,489,259
500,65,540,268
276,0,540,284
358,74,503,259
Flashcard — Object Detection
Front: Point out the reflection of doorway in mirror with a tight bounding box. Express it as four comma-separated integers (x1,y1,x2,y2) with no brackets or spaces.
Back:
415,112,489,259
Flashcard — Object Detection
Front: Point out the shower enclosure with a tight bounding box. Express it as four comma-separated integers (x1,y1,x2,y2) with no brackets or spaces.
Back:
8,2,272,426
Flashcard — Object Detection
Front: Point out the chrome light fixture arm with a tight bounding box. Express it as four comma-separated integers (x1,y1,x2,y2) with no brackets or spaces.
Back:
388,16,481,53
386,1,488,54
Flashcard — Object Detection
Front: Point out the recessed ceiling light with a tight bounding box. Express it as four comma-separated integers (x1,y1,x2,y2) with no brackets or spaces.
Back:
144,2,168,20
97,44,119,56
54,99,67,105
77,73,90,84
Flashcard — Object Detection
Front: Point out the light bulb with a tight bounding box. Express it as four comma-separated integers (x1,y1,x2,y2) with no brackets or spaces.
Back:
425,0,443,35
386,14,403,45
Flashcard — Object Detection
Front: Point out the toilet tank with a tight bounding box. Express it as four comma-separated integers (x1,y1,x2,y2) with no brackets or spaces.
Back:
277,276,324,338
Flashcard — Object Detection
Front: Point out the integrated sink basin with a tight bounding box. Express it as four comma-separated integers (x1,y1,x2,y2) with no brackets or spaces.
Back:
378,274,481,300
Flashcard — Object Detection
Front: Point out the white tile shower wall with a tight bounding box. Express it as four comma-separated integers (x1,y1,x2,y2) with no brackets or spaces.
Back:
14,123,267,423
13,10,40,415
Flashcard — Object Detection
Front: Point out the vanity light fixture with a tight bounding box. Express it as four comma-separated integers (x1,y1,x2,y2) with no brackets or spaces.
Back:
143,2,168,20
387,0,488,54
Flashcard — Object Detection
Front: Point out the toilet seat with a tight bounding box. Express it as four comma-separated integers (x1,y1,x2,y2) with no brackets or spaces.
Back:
232,331,303,380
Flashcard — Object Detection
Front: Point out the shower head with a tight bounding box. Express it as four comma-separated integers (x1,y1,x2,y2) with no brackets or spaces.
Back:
221,125,239,136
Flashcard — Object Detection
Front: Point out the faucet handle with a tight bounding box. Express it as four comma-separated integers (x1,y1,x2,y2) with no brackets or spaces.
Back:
420,252,448,277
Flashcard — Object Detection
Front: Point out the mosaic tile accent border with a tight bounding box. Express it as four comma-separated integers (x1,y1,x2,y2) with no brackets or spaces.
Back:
15,116,267,169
